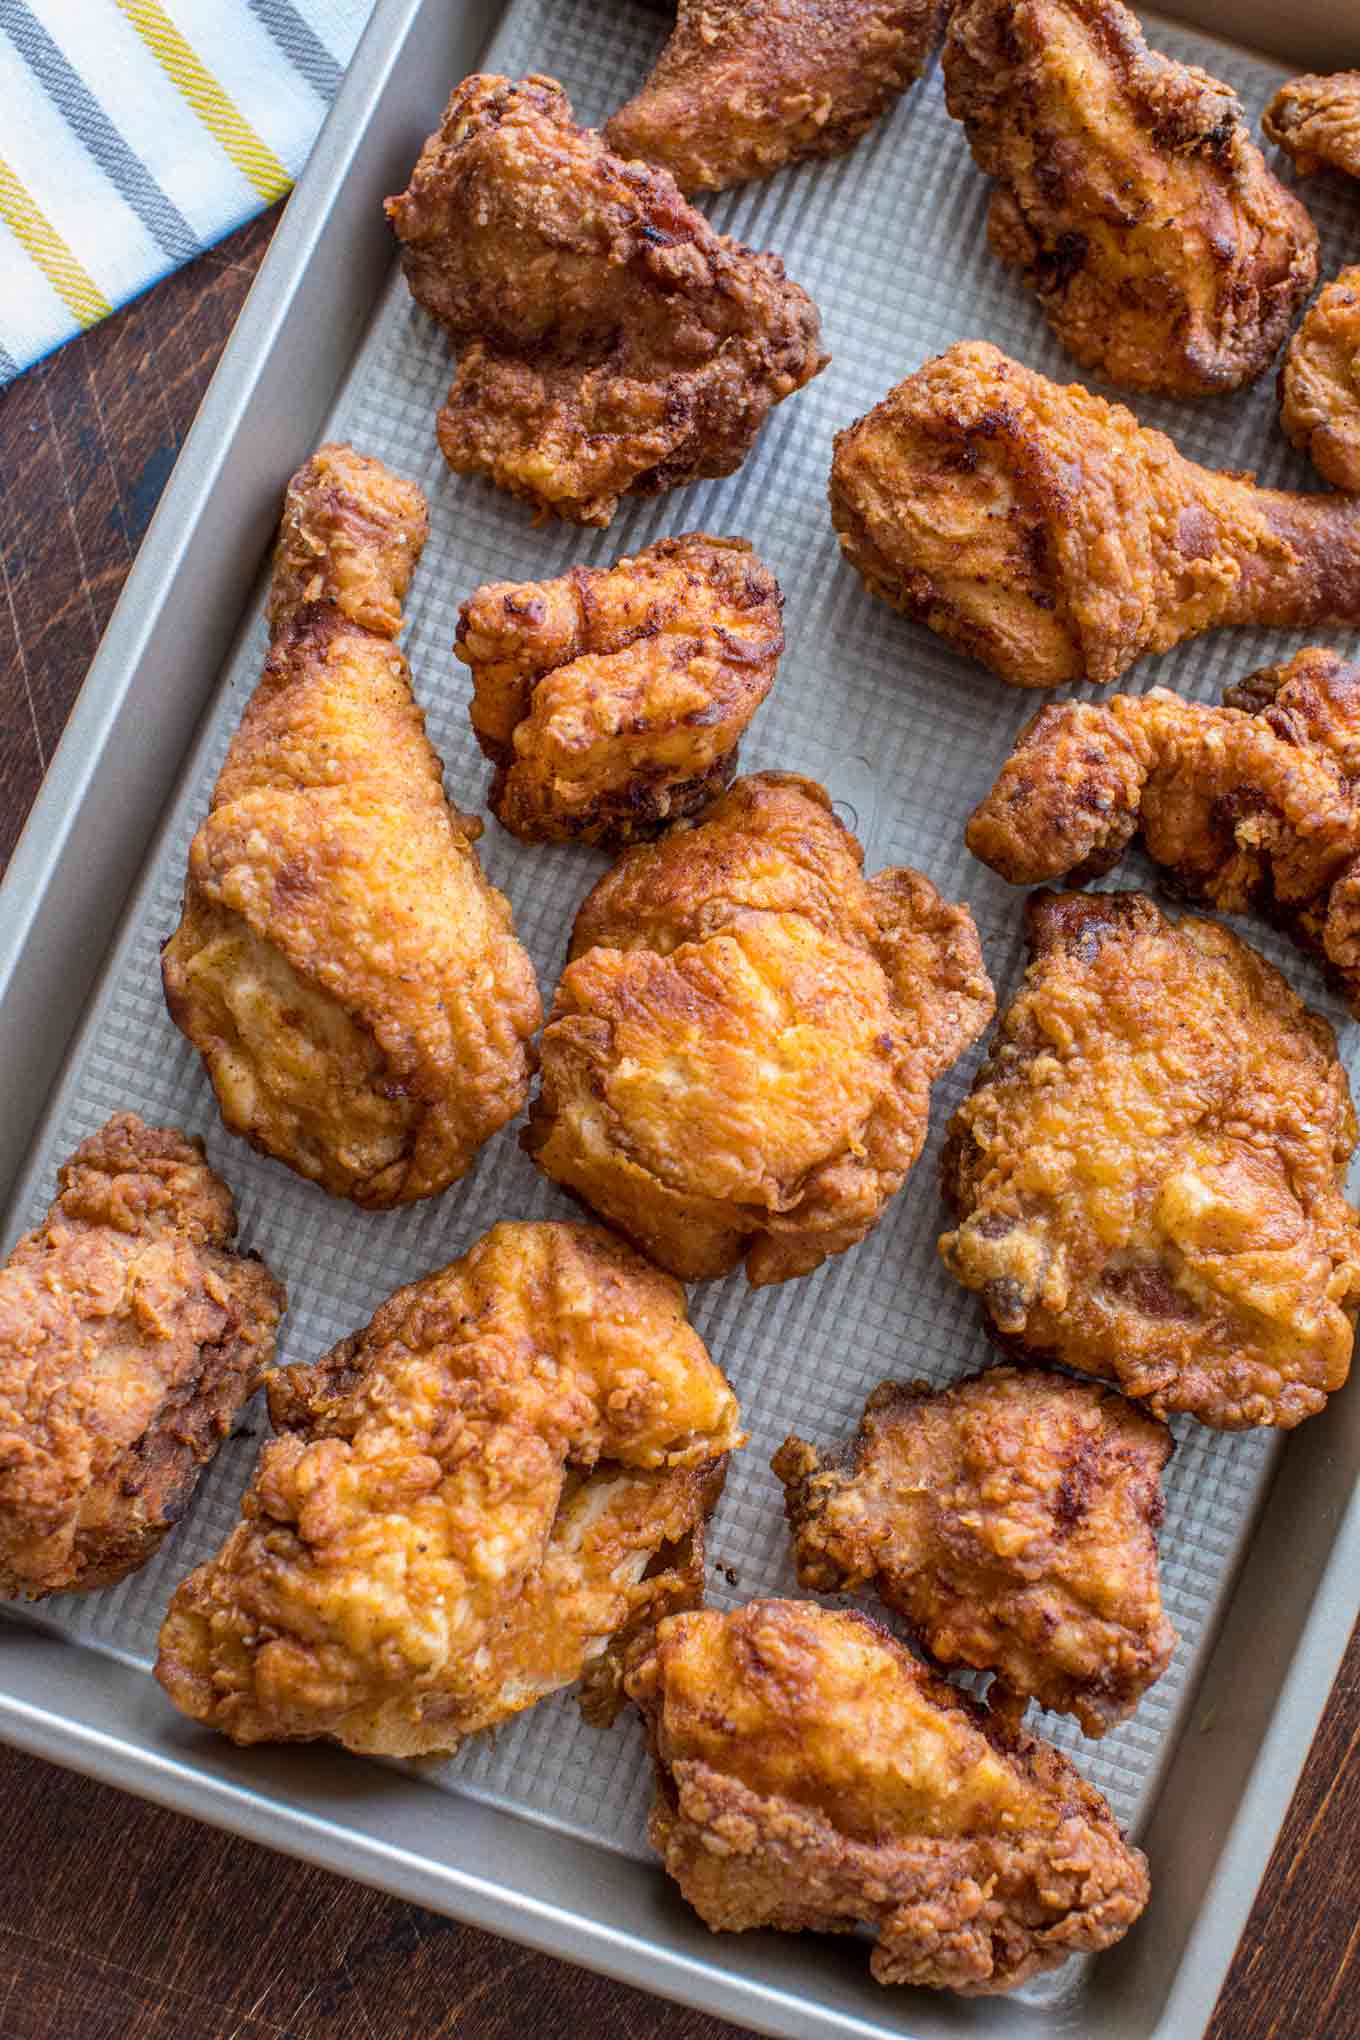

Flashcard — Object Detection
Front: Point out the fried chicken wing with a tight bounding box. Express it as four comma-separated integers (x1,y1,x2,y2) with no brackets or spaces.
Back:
625,1599,1149,1993
0,1115,284,1599
774,1366,1175,1737
1264,72,1360,181
966,651,1360,1013
604,0,945,194
829,341,1360,687
940,891,1360,1429
455,533,783,846
1281,268,1360,491
155,1222,742,1754
385,75,827,527
162,444,541,1208
943,0,1317,396
524,772,994,1285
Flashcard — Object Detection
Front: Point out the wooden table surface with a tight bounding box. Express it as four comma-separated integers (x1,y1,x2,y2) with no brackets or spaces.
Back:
1,212,1358,2040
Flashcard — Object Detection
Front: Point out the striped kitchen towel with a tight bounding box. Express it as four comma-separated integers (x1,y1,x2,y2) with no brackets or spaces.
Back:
0,0,375,387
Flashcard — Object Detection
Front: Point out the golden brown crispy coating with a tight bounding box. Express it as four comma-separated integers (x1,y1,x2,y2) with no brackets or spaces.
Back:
626,1599,1149,1993
455,533,783,846
385,75,827,527
604,0,944,194
940,891,1360,1430
943,0,1317,397
524,772,994,1285
1280,268,1360,491
829,341,1360,688
0,1115,284,1599
155,1222,742,1754
966,651,1360,1014
1264,72,1360,181
774,1366,1175,1737
162,444,540,1208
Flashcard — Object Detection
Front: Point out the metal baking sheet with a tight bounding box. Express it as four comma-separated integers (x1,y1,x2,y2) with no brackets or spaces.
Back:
3,3,1360,2035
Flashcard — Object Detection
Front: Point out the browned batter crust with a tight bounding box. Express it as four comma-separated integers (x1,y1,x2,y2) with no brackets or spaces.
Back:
0,1114,284,1598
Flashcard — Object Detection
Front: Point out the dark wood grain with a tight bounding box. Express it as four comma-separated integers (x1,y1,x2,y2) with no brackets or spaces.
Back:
0,210,1357,2040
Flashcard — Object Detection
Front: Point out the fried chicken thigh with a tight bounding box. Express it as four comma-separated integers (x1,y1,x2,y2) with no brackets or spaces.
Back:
1264,72,1360,181
967,650,1360,1013
604,0,945,194
456,534,783,846
829,341,1360,687
626,1599,1149,1993
0,1116,284,1599
386,75,827,527
162,444,540,1208
943,0,1318,396
1280,268,1360,492
524,772,994,1285
775,1366,1175,1737
940,891,1360,1429
156,1222,742,1754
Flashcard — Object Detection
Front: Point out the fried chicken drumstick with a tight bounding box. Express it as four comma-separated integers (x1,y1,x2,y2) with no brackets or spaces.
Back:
1280,267,1360,492
386,75,827,526
775,1366,1175,1738
1263,72,1360,182
625,1599,1149,1993
943,0,1317,396
829,341,1360,687
941,891,1360,1430
162,444,540,1208
604,0,945,194
0,1115,284,1599
456,533,783,846
525,771,994,1285
156,1222,742,1754
967,649,1360,1014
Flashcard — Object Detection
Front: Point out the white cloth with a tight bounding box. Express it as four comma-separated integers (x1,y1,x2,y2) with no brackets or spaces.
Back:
0,0,374,385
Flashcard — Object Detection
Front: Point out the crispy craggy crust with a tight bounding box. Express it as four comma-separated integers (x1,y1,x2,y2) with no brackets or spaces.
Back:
1280,267,1360,492
625,1599,1149,1993
1263,72,1360,181
943,0,1317,397
940,892,1360,1430
385,75,827,527
155,1222,743,1755
829,341,1360,687
455,534,783,846
162,444,541,1208
524,772,994,1286
774,1366,1175,1737
966,651,1360,1013
0,1115,284,1598
604,0,945,194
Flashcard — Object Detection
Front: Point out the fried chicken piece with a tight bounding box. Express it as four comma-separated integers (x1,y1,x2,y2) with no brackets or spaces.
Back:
1264,72,1360,181
385,76,827,528
455,534,783,846
1281,268,1360,491
943,0,1317,397
161,444,541,1208
966,651,1360,1014
155,1222,742,1754
625,1599,1149,1993
829,341,1360,687
774,1367,1175,1738
940,891,1360,1429
603,0,945,194
0,1115,284,1599
524,772,994,1285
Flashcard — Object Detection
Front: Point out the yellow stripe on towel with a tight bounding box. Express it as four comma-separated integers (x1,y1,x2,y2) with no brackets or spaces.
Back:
0,152,112,328
115,0,292,205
